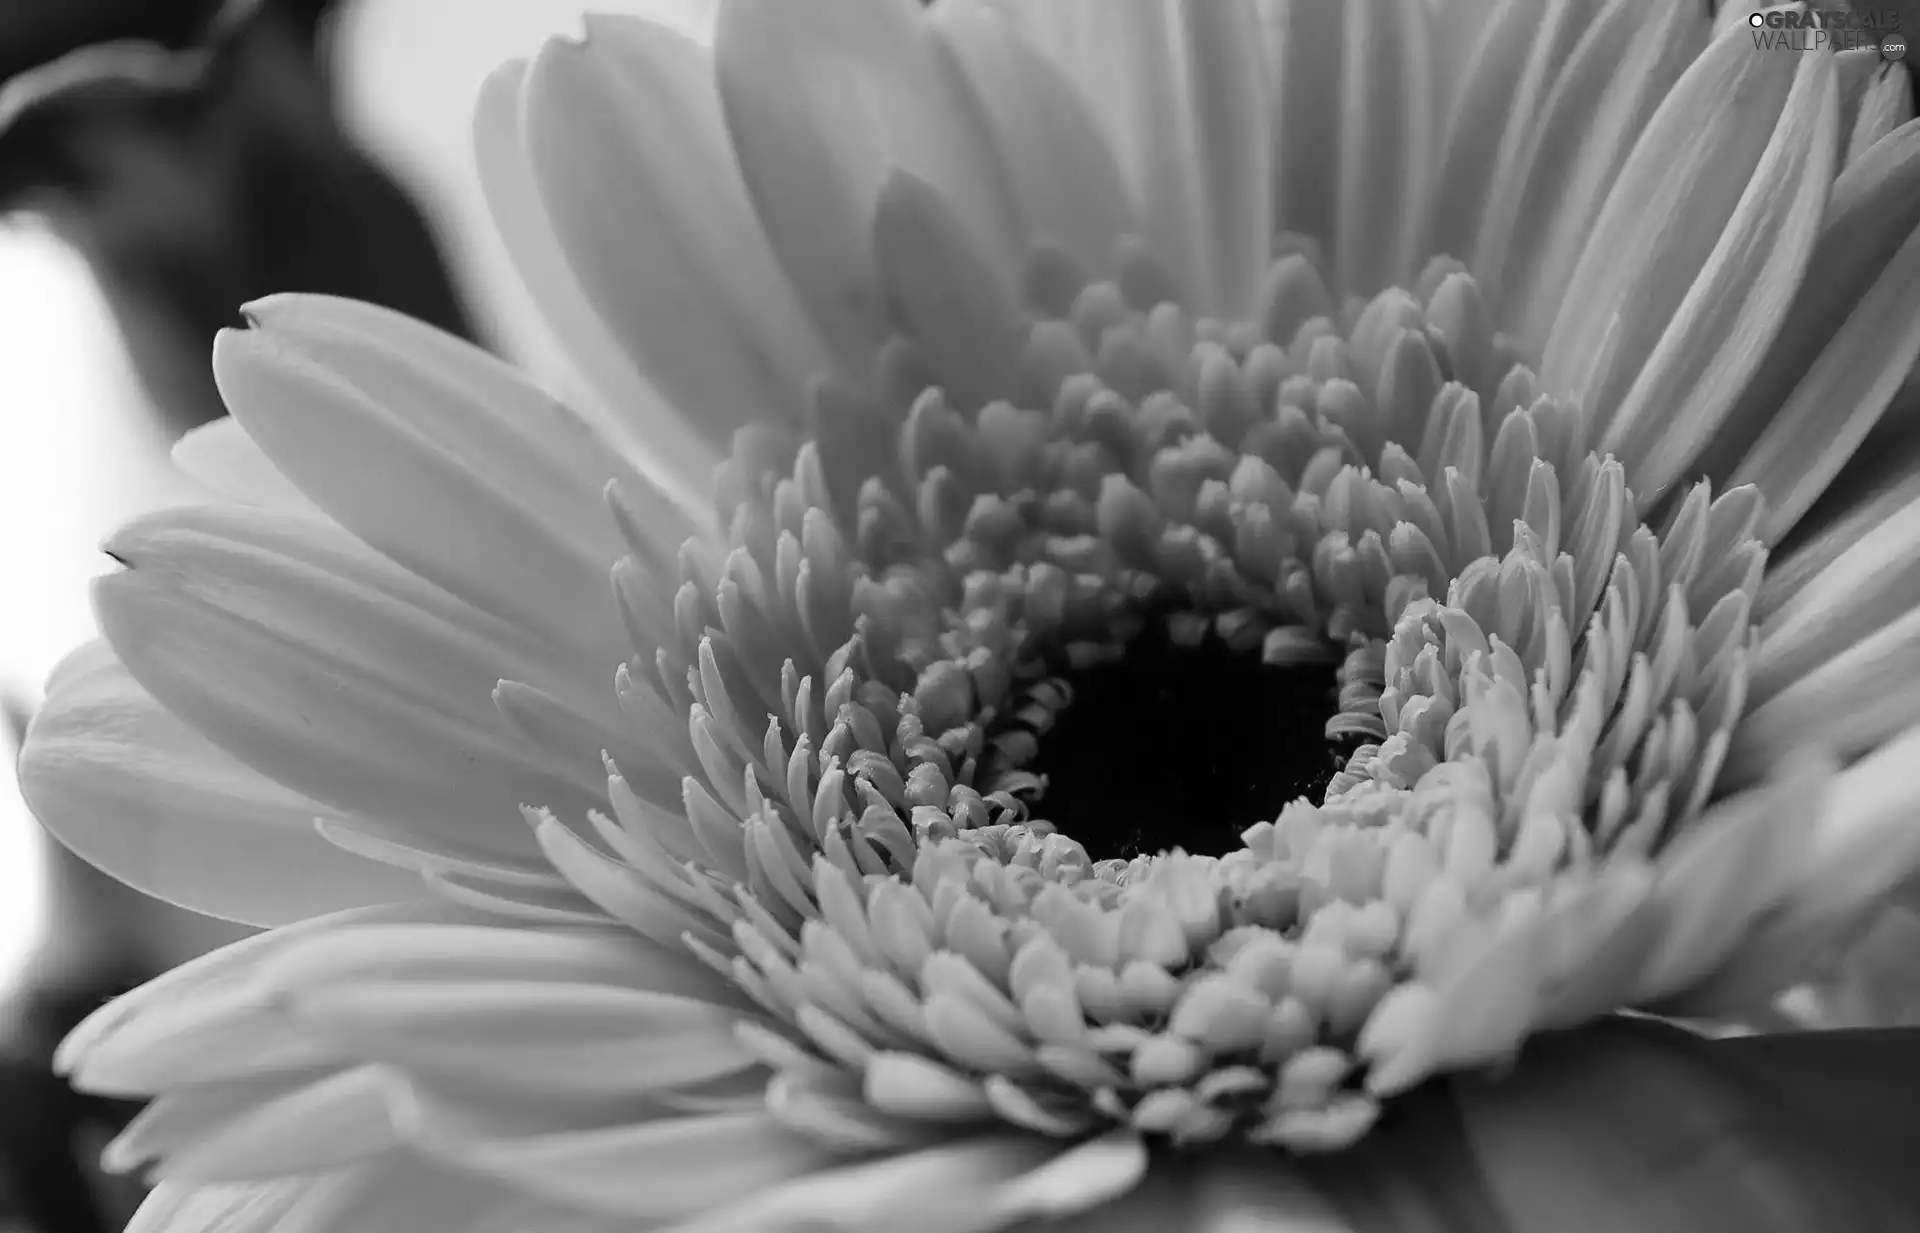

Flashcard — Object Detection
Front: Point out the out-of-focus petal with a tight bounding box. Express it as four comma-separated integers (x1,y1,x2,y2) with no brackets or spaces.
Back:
1262,0,1434,297
214,296,675,683
395,1102,836,1221
1847,59,1913,163
19,641,423,927
523,18,833,444
664,1134,1094,1233
1491,0,1708,348
1543,29,1836,510
1692,119,1920,534
931,4,1137,279
93,506,611,867
1423,0,1597,284
172,419,319,516
977,0,1271,313
1751,486,1920,706
714,0,1021,373
1689,726,1920,1012
1722,219,1920,542
872,169,1022,411
471,60,716,502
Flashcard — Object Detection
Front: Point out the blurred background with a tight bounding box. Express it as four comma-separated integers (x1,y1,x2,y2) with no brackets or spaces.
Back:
0,1,672,1227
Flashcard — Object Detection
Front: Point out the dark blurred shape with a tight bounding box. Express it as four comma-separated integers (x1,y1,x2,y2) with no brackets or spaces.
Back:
2,2,477,1228
0,0,473,437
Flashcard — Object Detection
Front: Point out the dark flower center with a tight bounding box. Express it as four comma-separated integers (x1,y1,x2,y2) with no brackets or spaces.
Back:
1024,616,1349,861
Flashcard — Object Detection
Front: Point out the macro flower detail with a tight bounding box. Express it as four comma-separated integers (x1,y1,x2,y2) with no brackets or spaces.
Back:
18,0,1920,1229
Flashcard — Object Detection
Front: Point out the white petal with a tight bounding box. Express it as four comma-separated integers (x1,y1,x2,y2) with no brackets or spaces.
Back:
1633,755,1827,1001
471,59,718,499
932,5,1137,276
134,1066,405,1182
872,169,1022,411
715,0,1022,371
1180,0,1273,317
19,642,421,927
1420,0,1552,269
133,1159,624,1233
1544,28,1837,509
1726,221,1920,542
257,921,737,1004
279,1158,632,1233
215,296,667,682
1760,443,1920,617
981,0,1270,315
127,1178,323,1233
667,1135,1071,1233
1427,0,1599,284
1260,0,1341,254
1490,0,1709,343
523,18,833,444
987,1130,1149,1223
1266,0,1433,296
1685,724,1920,1010
94,506,604,864
396,1103,832,1219
1754,487,1920,704
1698,119,1920,536
286,980,756,1100
1724,606,1920,787
1846,57,1913,163
172,419,319,515
60,903,480,1094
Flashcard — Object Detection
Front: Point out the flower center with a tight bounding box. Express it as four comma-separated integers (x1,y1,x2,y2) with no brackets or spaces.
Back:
1021,610,1349,861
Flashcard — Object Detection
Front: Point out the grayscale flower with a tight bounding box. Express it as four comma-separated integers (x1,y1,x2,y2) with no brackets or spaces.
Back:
19,1,1920,1228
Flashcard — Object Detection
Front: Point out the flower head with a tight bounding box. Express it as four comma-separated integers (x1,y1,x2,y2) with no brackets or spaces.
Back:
19,0,1920,1228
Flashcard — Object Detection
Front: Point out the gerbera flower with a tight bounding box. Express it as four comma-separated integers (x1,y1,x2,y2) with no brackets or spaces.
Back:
20,0,1920,1227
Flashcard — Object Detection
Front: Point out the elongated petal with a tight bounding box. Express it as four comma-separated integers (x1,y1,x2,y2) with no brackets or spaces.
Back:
715,0,1021,372
135,1066,405,1182
932,5,1136,277
19,642,421,926
286,980,757,1100
523,18,833,443
1762,442,1920,617
60,902,479,1093
1541,25,1835,505
1428,0,1599,287
471,59,717,497
396,1103,833,1219
1420,0,1552,270
132,1160,628,1233
1753,488,1920,705
1847,59,1914,164
1726,609,1920,786
94,506,604,864
1726,219,1920,542
1688,726,1920,1011
172,419,319,515
126,1178,323,1233
214,297,670,690
668,1135,1078,1233
993,0,1271,314
1179,0,1272,317
873,169,1022,411
1491,0,1708,341
1264,0,1432,297
1695,119,1920,533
